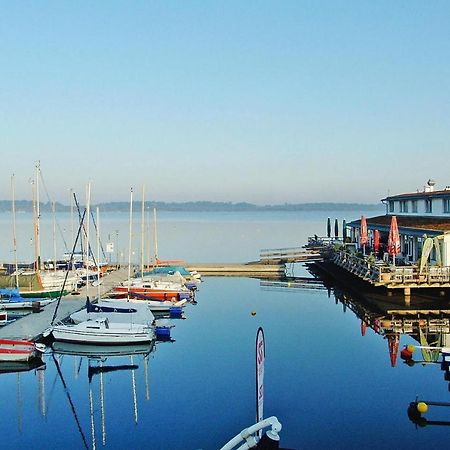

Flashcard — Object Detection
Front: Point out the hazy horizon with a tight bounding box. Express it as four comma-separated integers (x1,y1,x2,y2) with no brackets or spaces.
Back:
1,2,449,204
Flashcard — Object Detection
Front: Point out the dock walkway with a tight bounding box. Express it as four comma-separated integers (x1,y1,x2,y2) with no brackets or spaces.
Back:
0,268,129,341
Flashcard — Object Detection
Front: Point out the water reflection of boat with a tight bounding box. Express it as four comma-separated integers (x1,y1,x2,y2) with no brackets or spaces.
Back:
52,341,155,358
52,341,152,450
0,359,46,374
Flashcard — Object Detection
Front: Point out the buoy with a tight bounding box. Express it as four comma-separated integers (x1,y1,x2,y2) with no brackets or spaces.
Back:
401,347,413,360
251,311,256,316
417,402,428,414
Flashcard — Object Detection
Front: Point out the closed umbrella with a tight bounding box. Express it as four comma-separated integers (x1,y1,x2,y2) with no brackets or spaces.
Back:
374,229,380,254
360,216,368,255
334,218,339,240
388,215,401,266
327,218,331,238
342,219,347,242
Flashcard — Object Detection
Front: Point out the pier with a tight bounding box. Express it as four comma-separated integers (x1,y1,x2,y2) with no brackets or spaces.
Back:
186,262,286,277
0,268,129,341
259,246,322,264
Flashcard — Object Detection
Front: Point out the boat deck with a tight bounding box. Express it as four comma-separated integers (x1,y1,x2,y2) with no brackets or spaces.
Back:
0,268,129,341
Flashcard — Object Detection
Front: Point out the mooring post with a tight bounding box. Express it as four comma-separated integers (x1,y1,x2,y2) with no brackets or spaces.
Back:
404,287,411,306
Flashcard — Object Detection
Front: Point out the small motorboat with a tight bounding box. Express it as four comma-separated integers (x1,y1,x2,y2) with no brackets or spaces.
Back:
0,339,46,362
0,310,7,326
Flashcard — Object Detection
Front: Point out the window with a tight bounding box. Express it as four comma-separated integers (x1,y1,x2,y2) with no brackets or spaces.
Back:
412,200,418,213
425,198,433,213
443,198,450,213
400,200,408,213
389,201,394,213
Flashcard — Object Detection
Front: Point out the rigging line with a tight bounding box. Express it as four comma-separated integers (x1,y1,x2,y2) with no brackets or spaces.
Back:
73,194,98,269
89,208,107,260
52,354,89,450
51,197,86,326
38,167,70,253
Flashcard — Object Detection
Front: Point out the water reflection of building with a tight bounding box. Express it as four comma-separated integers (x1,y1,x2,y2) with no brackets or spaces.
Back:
309,263,450,368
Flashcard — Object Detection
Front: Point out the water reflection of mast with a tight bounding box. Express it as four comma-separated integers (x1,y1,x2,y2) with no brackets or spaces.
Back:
52,354,89,450
89,362,96,450
144,355,150,401
17,373,22,433
38,369,46,417
100,361,106,446
131,356,138,424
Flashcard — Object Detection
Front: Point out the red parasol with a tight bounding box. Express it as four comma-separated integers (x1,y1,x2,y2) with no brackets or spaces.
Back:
359,216,368,252
373,229,380,253
388,215,401,264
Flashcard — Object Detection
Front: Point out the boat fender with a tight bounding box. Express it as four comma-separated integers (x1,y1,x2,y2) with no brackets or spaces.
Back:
156,326,171,341
169,307,183,318
400,346,413,361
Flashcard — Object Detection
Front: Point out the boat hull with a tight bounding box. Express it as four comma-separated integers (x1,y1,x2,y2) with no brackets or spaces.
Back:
52,320,154,345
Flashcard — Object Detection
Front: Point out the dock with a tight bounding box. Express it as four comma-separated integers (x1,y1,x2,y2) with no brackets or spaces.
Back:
0,268,129,341
186,262,286,277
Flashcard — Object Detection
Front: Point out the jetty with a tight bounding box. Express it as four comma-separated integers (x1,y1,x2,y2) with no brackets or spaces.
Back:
0,268,129,341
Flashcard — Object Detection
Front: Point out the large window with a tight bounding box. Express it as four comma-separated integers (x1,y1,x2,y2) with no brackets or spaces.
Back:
389,201,394,213
412,200,418,213
425,198,433,213
400,200,408,213
443,198,450,213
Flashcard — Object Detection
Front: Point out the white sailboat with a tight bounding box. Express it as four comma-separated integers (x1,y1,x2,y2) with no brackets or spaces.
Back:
50,318,154,345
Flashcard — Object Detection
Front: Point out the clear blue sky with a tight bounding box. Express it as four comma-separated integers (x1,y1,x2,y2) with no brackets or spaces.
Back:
1,1,449,204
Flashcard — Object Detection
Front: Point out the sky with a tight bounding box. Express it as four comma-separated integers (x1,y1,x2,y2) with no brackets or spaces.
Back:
1,1,449,205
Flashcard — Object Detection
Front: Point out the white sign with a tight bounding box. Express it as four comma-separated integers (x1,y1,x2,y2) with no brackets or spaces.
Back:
106,242,114,253
256,327,265,430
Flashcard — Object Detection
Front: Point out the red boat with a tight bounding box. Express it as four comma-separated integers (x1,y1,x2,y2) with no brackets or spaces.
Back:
0,339,46,362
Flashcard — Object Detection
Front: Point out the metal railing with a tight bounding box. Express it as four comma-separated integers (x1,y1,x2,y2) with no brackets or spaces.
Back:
328,248,450,285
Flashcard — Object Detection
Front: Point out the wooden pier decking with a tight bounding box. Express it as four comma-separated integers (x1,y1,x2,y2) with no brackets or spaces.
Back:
186,262,286,277
259,247,322,264
0,268,129,341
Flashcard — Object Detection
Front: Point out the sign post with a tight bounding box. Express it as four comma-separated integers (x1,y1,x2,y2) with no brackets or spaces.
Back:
256,327,265,437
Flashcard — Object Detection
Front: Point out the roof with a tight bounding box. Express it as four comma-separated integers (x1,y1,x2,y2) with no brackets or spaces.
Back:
381,189,450,202
349,215,450,234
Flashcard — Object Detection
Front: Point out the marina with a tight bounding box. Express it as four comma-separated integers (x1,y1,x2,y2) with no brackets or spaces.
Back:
2,208,450,448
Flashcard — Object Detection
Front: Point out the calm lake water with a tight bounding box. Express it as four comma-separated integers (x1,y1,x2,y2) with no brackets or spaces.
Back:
1,209,449,449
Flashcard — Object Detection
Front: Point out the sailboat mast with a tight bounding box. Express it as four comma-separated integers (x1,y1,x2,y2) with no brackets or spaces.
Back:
153,207,158,265
127,188,133,299
85,183,91,299
35,161,41,271
52,201,57,273
11,174,19,288
140,185,145,280
32,178,39,273
70,188,74,259
96,206,101,300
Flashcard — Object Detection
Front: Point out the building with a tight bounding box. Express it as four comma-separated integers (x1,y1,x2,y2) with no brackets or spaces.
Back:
349,180,450,266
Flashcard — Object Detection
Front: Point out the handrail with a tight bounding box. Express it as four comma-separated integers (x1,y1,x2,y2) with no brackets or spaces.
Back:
220,416,282,450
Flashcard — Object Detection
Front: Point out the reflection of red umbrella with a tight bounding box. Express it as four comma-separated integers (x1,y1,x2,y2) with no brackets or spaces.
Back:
387,334,400,368
374,229,380,253
361,319,367,336
360,216,368,254
388,215,401,265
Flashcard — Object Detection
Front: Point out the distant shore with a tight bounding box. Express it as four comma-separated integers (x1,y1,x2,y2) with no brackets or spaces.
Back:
0,200,384,213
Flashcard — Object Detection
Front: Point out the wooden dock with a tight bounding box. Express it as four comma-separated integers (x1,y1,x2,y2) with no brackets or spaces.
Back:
259,247,322,264
0,268,129,341
186,262,285,277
